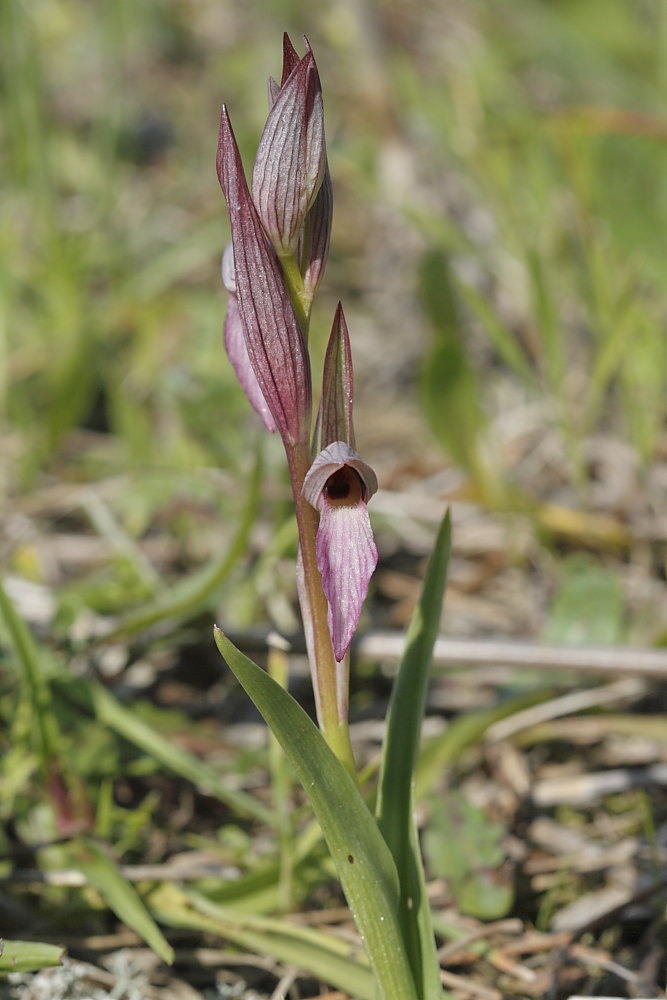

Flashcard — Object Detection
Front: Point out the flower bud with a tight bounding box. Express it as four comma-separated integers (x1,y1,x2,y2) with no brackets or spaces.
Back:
252,47,326,255
217,107,311,445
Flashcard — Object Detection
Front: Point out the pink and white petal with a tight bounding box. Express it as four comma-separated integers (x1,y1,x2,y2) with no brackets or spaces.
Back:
316,499,378,662
224,296,276,433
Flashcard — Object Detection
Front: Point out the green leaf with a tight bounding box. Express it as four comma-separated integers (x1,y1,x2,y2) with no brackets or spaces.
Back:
0,578,60,769
416,687,559,800
54,676,273,825
454,277,534,383
543,554,623,645
424,792,513,920
151,884,375,1000
68,837,174,965
419,251,485,473
377,511,451,1000
214,629,419,1000
0,940,65,975
104,445,262,639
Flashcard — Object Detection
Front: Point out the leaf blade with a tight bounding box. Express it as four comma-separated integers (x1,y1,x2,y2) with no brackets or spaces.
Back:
214,629,419,1000
376,511,452,1000
71,838,174,965
151,884,375,999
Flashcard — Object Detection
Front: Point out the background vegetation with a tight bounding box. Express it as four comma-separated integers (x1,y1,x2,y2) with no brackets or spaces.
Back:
2,0,667,997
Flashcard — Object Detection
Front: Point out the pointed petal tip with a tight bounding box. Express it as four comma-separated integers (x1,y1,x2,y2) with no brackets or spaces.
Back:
216,105,237,190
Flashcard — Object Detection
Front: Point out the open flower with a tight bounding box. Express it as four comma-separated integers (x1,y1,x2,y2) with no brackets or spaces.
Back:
303,441,378,661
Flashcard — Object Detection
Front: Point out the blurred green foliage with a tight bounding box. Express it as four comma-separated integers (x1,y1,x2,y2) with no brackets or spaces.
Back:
3,0,666,495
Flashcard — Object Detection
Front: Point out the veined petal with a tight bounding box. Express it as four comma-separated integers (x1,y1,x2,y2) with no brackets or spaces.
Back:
224,294,276,433
300,164,332,298
280,33,300,86
217,106,311,445
267,35,303,110
316,303,354,453
316,497,378,662
252,49,326,254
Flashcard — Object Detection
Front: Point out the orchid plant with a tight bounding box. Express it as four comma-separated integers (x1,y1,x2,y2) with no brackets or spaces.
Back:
215,35,451,1000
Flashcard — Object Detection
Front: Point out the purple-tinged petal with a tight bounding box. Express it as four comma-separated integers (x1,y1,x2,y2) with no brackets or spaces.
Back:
316,491,378,662
267,76,281,108
300,164,332,298
252,50,326,254
217,105,311,445
224,294,276,433
303,441,377,507
303,442,379,661
267,36,303,109
280,33,300,86
316,303,354,453
264,36,331,289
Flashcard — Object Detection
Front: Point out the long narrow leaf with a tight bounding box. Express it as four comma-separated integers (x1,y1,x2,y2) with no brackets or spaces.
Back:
151,884,374,999
69,838,174,965
104,446,262,639
416,687,558,800
214,629,419,1000
56,677,273,825
376,511,451,1000
0,579,59,768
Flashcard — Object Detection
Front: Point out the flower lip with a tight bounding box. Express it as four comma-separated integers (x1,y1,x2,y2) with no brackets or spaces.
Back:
302,441,378,511
303,441,379,662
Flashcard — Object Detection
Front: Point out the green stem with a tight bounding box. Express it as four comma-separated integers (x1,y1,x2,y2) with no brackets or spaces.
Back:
279,246,355,775
279,252,311,336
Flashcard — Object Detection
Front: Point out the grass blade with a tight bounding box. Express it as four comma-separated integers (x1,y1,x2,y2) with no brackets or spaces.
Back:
0,579,59,772
56,676,273,825
104,446,262,639
69,837,174,965
416,687,559,799
214,628,419,1000
151,884,375,999
376,511,451,1000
